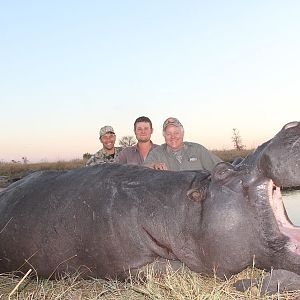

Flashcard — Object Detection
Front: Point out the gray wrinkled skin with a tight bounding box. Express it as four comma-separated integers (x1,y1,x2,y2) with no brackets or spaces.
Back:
235,269,300,294
0,121,300,295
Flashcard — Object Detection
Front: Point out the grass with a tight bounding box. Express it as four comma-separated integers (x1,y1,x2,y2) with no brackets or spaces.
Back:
1,264,299,299
0,159,86,187
212,149,253,164
0,159,86,177
0,149,252,181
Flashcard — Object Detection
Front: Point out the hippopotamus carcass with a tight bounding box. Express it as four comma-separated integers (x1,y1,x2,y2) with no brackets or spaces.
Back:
0,121,300,292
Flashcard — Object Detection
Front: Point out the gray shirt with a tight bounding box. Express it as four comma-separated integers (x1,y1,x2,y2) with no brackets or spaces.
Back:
143,142,221,171
116,142,158,165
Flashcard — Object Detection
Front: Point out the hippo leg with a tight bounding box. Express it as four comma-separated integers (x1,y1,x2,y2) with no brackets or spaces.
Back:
234,269,300,295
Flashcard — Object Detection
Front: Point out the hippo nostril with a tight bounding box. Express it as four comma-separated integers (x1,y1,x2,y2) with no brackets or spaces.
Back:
286,241,298,252
284,121,299,130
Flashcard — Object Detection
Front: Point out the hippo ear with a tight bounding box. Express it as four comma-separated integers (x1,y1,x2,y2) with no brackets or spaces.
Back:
212,162,236,181
187,187,207,202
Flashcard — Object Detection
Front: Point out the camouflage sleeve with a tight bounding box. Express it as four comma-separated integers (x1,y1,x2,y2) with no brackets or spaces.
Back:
85,150,105,166
115,148,127,164
86,155,97,166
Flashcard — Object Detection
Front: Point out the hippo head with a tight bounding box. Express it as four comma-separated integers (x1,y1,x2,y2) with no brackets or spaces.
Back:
202,160,300,277
243,121,300,187
204,122,300,277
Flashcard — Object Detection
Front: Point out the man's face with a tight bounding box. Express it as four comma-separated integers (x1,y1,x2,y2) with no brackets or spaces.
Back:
100,132,116,150
164,125,184,151
134,122,153,143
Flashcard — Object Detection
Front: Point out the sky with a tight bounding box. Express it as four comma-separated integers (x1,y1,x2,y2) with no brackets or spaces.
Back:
1,1,300,163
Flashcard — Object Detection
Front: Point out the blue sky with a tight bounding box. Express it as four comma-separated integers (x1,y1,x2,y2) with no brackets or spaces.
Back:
1,1,300,162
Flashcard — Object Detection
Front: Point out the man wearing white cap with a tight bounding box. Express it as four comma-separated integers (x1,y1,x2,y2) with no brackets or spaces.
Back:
86,126,123,166
144,117,221,171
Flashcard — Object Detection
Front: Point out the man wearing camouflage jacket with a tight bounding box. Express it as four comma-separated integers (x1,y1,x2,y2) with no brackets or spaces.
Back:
86,126,123,166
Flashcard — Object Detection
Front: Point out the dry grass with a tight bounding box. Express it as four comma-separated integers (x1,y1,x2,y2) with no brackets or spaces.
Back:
212,149,254,163
0,150,249,188
0,149,251,180
0,265,299,299
0,160,86,187
0,159,86,176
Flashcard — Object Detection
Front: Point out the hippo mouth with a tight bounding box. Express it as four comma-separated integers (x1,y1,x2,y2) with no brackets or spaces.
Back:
270,181,300,255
